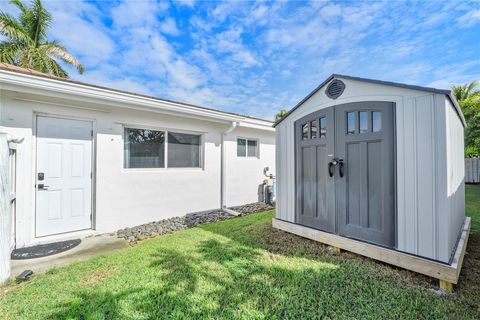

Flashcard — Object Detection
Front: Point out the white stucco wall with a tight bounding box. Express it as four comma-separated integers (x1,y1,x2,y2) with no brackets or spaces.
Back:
275,77,465,263
225,127,276,207
0,92,275,247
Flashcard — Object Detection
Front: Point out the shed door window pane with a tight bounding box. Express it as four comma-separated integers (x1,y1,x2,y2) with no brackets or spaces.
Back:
320,117,327,138
168,132,201,168
359,111,368,133
347,112,355,135
237,138,246,156
302,123,309,140
310,120,317,139
124,128,165,168
247,140,258,157
372,112,382,132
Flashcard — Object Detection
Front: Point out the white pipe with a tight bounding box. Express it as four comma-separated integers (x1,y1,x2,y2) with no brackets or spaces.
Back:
221,121,238,211
223,207,241,217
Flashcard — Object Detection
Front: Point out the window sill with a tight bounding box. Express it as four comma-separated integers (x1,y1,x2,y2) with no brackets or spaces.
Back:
122,167,204,173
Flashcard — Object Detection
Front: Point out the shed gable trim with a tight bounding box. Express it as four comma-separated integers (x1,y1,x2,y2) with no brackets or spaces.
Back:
273,74,466,128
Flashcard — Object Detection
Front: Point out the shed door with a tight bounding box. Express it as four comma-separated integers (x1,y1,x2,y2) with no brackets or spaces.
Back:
295,108,335,232
36,116,93,237
335,102,395,247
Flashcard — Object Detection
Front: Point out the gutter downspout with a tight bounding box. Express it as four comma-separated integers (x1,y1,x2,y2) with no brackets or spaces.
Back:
221,121,241,216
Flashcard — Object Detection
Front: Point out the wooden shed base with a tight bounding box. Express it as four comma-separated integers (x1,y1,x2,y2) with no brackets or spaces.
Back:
272,217,471,292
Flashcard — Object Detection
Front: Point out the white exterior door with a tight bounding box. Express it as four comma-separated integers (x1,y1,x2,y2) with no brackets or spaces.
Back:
36,116,93,237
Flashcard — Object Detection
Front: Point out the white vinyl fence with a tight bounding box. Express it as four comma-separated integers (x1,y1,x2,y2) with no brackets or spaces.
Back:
0,133,12,284
0,132,19,284
465,158,480,184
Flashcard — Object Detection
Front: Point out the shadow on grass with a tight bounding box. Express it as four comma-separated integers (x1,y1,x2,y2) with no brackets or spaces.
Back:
48,288,142,319
137,238,339,319
44,209,480,319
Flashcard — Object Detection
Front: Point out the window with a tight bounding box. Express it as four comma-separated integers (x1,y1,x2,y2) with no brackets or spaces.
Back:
124,127,202,169
124,128,165,168
237,138,246,157
372,111,381,132
319,117,327,138
237,138,258,158
347,112,356,135
247,140,258,157
302,123,309,140
168,132,201,168
310,120,317,139
359,111,368,134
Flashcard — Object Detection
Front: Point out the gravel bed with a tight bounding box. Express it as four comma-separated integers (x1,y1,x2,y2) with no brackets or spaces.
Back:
117,202,274,244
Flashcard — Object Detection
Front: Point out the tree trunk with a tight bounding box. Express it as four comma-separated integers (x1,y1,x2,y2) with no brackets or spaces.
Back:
0,133,11,284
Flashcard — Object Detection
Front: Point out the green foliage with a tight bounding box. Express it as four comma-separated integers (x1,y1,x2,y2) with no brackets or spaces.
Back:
274,109,288,121
465,146,479,158
452,81,480,154
452,80,480,102
1,188,480,319
0,0,83,78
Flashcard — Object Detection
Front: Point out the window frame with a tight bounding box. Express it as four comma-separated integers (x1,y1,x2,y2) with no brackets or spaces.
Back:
123,125,204,171
236,137,260,159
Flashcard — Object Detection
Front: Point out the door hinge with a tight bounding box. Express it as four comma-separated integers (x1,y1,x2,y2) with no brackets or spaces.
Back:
91,130,93,137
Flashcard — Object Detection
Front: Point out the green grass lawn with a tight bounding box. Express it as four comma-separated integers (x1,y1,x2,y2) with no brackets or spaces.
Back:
1,185,479,319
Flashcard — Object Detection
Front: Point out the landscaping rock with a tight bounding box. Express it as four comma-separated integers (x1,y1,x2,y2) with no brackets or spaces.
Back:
229,202,274,215
117,202,275,243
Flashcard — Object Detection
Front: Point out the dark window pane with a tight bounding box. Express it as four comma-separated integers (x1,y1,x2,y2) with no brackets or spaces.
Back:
310,120,317,139
168,132,201,168
359,111,368,134
347,112,355,135
302,123,309,140
237,138,246,156
247,140,258,157
372,111,381,132
124,128,165,168
320,117,327,138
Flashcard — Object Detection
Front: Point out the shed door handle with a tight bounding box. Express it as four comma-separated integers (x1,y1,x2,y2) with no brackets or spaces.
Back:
328,162,334,177
338,160,344,178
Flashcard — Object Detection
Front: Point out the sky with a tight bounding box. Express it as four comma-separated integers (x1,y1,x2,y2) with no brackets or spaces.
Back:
1,0,480,120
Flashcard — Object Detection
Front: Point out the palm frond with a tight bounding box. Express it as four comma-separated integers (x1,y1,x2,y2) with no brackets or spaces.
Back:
31,0,51,46
0,0,83,77
0,12,31,44
9,0,28,14
42,42,84,74
0,42,24,64
47,58,68,78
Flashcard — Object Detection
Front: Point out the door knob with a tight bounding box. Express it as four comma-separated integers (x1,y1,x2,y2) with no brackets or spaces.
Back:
38,184,49,190
338,159,345,178
328,162,335,177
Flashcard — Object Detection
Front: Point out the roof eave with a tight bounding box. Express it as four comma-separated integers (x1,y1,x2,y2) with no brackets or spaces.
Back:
0,68,274,129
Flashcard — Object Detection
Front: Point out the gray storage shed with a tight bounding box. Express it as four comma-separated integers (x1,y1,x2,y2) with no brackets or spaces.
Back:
272,74,470,291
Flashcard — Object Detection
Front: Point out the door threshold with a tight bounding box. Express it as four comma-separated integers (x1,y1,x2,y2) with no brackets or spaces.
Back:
27,229,97,248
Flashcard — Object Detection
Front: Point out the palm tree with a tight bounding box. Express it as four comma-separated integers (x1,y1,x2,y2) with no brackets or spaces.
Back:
451,80,480,101
275,109,288,121
0,0,84,78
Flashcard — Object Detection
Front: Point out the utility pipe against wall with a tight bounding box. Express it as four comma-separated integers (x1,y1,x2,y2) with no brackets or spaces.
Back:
220,121,238,212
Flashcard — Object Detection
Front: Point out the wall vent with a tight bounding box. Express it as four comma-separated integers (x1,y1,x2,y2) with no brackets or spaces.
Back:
325,79,345,99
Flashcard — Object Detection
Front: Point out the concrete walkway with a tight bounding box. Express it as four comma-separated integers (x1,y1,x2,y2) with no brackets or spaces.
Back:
11,235,128,278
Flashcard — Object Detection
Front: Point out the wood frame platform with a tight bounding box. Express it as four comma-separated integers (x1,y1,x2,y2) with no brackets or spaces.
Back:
272,217,470,291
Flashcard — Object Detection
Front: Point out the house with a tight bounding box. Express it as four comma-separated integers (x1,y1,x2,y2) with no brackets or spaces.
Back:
272,74,469,291
0,63,275,249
